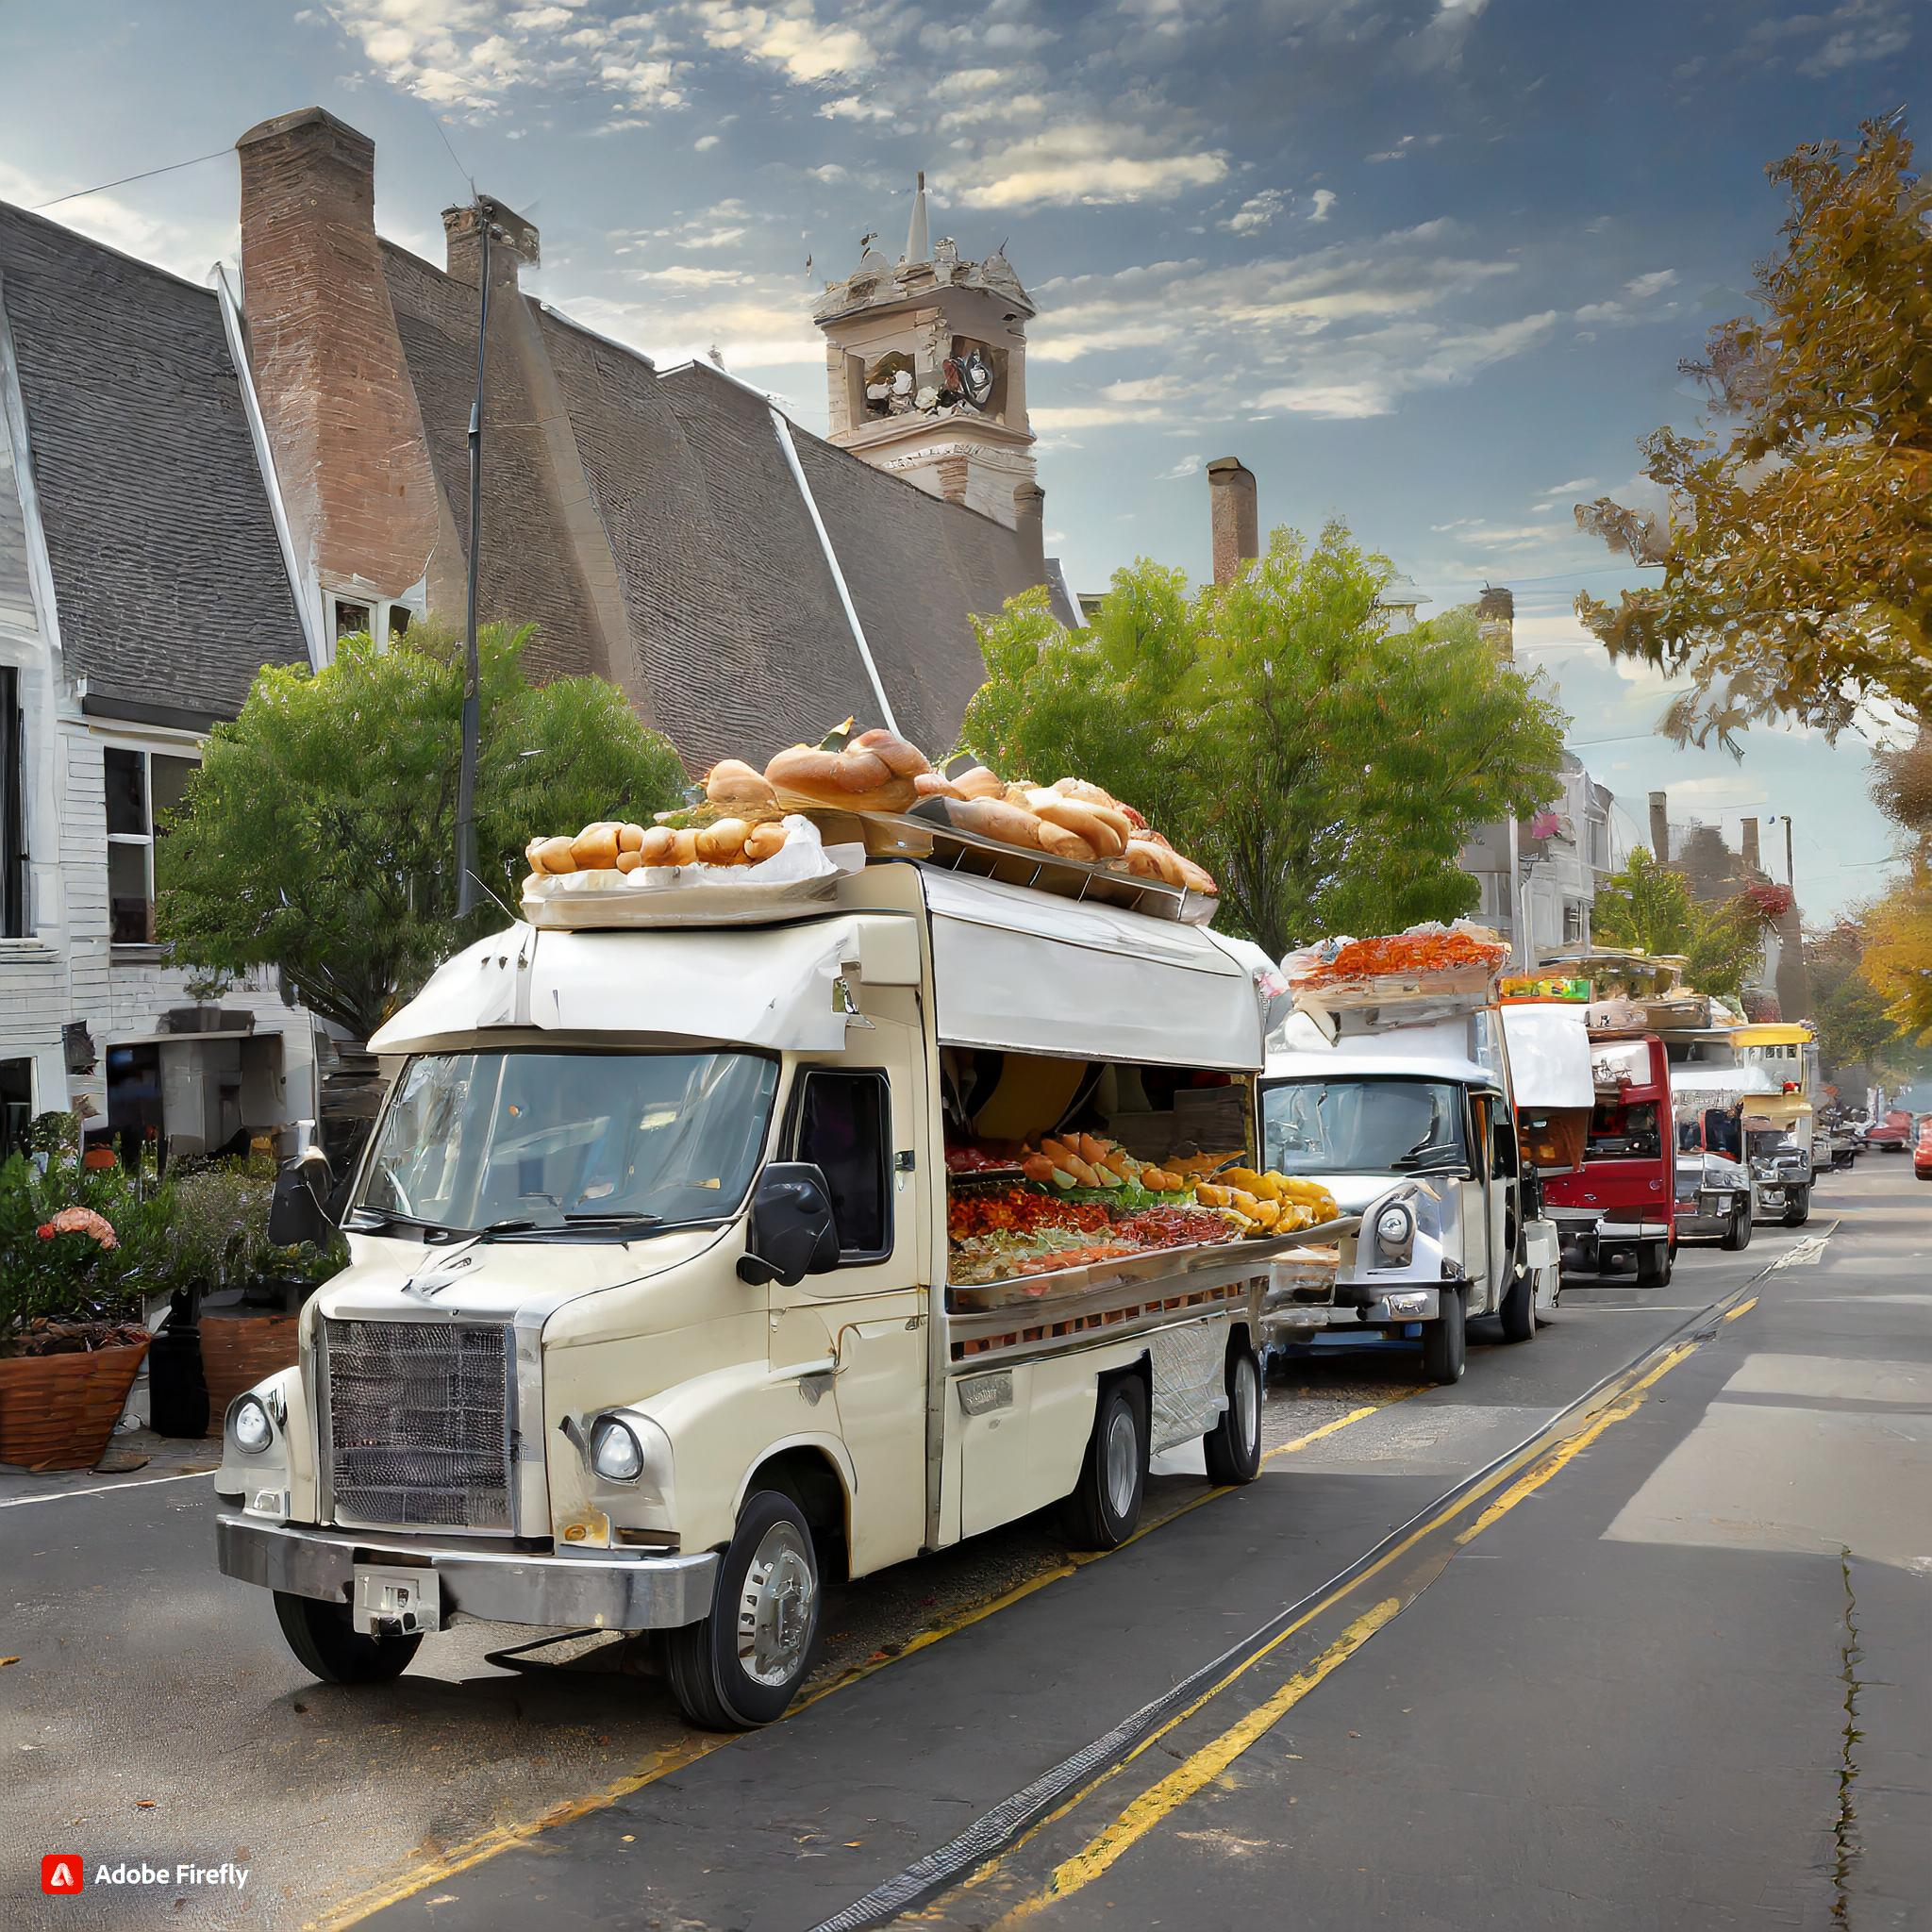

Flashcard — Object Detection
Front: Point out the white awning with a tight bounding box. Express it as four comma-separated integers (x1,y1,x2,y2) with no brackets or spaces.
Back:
921,871,1262,1071
1498,1004,1595,1110
372,920,867,1055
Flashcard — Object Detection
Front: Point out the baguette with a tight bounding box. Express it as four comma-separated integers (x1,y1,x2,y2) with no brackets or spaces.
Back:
1047,781,1137,848
952,765,1006,800
913,771,963,800
1124,837,1186,886
705,758,776,811
766,741,918,814
1035,818,1097,862
852,727,931,779
1027,791,1125,858
951,795,1045,850
1174,854,1219,895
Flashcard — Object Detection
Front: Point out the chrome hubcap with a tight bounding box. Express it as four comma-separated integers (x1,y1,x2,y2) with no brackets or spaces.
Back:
1233,1354,1259,1450
735,1521,815,1687
1105,1404,1140,1520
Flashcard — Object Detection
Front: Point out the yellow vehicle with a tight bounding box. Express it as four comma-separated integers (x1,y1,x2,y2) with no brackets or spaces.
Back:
1741,1089,1816,1225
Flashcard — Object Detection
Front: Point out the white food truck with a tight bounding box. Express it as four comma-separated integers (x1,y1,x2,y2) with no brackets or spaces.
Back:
1256,974,1565,1382
214,823,1353,1728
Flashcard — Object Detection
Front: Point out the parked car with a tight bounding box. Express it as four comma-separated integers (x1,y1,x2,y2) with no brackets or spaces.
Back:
1863,1109,1914,1153
1914,1119,1932,1181
1673,1125,1755,1249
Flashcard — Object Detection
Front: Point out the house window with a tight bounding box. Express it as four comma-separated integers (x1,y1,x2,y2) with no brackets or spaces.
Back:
791,1068,892,1262
1,667,24,938
332,597,372,641
1562,901,1588,945
1587,812,1610,873
388,605,410,639
0,1057,29,1162
104,745,196,944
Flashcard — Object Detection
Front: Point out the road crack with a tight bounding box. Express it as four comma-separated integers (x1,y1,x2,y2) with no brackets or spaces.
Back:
1832,1544,1863,1923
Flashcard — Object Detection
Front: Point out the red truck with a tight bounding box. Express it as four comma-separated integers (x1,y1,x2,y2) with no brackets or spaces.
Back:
1541,1031,1678,1288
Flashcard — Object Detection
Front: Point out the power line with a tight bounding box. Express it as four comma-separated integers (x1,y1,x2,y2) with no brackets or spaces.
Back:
32,147,231,211
427,110,475,198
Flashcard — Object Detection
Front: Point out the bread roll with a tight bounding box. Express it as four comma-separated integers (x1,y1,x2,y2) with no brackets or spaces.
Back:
1124,837,1186,886
618,823,645,854
852,727,931,779
570,822,621,869
951,795,1045,850
695,818,751,863
1028,791,1125,858
914,772,963,800
705,758,775,811
766,742,918,815
1063,1155,1101,1187
669,828,700,866
1036,819,1097,862
615,849,645,874
744,821,789,862
636,825,677,865
532,836,577,874
952,765,1006,800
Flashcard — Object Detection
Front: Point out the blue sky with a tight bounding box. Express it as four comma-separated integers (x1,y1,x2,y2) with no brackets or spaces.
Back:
1,0,1923,922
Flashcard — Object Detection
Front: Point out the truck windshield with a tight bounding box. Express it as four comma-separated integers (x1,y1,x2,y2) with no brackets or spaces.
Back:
1260,1077,1468,1176
353,1050,777,1236
1587,1098,1660,1161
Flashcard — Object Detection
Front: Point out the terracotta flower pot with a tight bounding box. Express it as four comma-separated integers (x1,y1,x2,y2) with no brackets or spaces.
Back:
0,1337,150,1472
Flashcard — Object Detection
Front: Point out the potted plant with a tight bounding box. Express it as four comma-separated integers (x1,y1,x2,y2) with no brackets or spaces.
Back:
0,1151,166,1470
165,966,255,1036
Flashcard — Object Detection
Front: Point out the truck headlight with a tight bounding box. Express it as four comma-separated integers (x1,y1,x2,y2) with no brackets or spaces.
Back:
231,1395,273,1455
591,1416,644,1483
1375,1204,1414,1252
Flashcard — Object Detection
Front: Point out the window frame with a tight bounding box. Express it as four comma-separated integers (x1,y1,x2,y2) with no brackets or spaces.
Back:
785,1065,895,1267
1,665,24,939
101,741,200,947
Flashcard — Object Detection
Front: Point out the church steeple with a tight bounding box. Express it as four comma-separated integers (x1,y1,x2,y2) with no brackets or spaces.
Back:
905,170,930,263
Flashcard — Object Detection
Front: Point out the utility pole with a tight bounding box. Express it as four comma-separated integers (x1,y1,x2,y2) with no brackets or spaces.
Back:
454,201,494,919
1770,813,1795,892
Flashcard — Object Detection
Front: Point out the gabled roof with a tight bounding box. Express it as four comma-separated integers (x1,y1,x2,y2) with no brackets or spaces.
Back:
0,202,308,725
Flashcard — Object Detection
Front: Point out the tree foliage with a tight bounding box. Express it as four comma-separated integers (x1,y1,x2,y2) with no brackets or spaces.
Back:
959,524,1568,958
1861,859,1932,1043
1590,846,1773,1004
1807,918,1930,1079
1575,119,1932,747
159,625,687,1039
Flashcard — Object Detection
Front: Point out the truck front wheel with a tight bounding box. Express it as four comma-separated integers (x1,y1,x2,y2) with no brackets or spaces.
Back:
1203,1338,1264,1486
1637,1239,1674,1288
273,1591,422,1686
1420,1288,1467,1385
1061,1374,1149,1549
667,1491,823,1732
1721,1201,1753,1250
1782,1187,1810,1227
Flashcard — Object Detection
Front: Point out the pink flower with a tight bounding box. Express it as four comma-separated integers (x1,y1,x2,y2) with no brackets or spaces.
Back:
35,1208,119,1250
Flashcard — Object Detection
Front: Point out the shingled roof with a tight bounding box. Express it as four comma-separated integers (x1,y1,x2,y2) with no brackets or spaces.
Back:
0,202,309,727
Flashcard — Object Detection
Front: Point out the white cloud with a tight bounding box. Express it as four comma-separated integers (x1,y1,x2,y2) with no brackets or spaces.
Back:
1158,452,1204,480
817,93,893,121
1226,188,1286,234
1307,188,1338,223
1543,475,1599,495
1623,269,1677,300
957,123,1228,209
692,1,874,83
693,132,721,150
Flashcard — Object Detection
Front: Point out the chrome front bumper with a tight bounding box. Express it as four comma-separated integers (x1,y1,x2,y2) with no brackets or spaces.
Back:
1264,1284,1441,1339
218,1516,717,1631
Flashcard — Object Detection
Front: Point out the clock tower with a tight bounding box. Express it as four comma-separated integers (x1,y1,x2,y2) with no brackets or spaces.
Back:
814,174,1039,529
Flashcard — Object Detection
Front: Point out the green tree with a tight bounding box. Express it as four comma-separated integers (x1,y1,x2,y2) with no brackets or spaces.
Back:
1576,119,1932,748
159,625,687,1040
1590,846,1774,1004
1807,919,1929,1079
959,523,1568,958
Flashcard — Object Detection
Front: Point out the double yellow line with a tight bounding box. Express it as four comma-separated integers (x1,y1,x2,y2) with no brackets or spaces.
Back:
314,1397,1403,1928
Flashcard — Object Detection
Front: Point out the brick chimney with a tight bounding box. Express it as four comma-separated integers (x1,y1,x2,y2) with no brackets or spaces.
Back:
1013,480,1047,580
1206,458,1257,586
1476,584,1515,660
442,198,541,289
1740,817,1761,874
1648,789,1671,863
237,107,447,612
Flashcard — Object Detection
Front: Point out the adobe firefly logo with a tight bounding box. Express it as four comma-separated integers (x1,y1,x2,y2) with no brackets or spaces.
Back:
42,1856,84,1894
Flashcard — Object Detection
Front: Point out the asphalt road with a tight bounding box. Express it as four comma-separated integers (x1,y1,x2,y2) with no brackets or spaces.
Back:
3,1157,1924,1931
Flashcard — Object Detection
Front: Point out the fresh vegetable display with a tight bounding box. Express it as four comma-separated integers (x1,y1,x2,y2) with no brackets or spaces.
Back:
944,1137,1341,1291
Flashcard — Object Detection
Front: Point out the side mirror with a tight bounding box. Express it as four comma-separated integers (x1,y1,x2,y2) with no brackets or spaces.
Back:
737,1161,840,1287
269,1148,335,1248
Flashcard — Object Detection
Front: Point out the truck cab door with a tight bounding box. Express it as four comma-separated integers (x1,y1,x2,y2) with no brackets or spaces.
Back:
768,992,928,1577
1489,1108,1521,1304
1460,1092,1496,1313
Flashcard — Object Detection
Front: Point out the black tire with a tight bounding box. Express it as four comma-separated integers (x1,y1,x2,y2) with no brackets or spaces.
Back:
1498,1245,1536,1343
1721,1201,1753,1251
1204,1338,1264,1486
273,1591,422,1686
1060,1374,1149,1549
1782,1187,1810,1227
1636,1239,1674,1288
666,1490,823,1731
1420,1286,1467,1385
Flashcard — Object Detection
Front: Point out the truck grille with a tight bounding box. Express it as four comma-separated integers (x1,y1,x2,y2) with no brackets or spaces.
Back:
324,1319,514,1531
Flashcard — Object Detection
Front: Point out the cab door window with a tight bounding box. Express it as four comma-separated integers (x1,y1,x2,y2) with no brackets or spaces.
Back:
793,1070,891,1263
